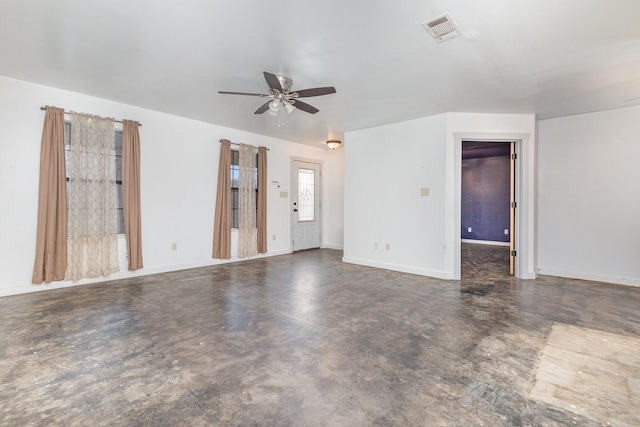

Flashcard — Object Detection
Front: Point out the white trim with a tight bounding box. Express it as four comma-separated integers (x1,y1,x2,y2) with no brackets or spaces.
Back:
461,239,510,247
539,269,640,287
0,249,292,298
342,256,452,280
451,131,536,280
290,155,325,166
324,244,344,250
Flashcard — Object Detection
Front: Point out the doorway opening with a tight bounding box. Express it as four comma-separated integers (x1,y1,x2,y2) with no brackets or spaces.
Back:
291,159,322,251
460,140,516,278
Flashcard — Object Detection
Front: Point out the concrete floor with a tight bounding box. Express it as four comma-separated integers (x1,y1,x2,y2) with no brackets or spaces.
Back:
1,245,639,426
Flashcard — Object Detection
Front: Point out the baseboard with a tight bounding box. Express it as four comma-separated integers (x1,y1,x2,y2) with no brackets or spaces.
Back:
341,256,451,280
0,249,293,297
538,269,640,287
323,244,344,250
461,239,510,247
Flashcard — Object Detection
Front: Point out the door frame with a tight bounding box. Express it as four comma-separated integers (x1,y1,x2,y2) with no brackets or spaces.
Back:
509,141,516,275
460,140,516,275
452,132,534,280
290,156,323,252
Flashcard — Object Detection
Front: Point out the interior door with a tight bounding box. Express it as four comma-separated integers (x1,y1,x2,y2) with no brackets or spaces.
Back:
291,160,321,251
509,142,516,275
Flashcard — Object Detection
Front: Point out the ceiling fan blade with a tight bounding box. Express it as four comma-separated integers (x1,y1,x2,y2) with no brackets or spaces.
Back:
263,72,283,91
293,100,319,114
218,91,270,97
294,87,337,98
254,101,271,114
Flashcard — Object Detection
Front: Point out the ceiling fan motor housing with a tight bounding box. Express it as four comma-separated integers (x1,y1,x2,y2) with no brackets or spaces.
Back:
276,75,293,93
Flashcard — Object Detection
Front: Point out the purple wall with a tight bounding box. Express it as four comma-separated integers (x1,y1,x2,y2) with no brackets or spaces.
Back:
461,142,510,243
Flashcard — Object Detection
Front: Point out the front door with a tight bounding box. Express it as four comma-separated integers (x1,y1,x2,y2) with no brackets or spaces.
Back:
291,160,321,251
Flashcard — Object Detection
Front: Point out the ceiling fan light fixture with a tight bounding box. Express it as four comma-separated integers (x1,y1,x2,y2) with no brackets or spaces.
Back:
284,101,295,114
326,140,341,150
269,99,281,111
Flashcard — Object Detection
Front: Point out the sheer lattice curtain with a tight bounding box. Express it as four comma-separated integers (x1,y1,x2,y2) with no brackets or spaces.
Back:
66,112,119,281
237,143,258,258
32,106,68,283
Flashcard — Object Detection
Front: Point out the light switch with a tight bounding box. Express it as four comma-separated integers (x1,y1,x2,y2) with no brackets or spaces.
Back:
420,187,430,197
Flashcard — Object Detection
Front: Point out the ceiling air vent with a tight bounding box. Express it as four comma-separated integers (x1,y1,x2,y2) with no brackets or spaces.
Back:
422,13,462,42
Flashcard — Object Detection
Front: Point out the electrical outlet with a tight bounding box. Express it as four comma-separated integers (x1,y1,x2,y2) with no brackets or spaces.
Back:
504,229,509,235
171,242,177,251
273,234,276,240
385,243,390,251
467,227,472,232
374,242,378,249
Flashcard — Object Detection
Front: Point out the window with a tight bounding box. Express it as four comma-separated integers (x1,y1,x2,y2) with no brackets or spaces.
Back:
230,149,258,228
297,168,315,221
64,121,124,234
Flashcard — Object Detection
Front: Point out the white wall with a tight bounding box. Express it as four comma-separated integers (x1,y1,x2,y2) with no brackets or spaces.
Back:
323,148,345,249
343,112,537,280
0,75,344,296
538,106,640,286
344,114,449,277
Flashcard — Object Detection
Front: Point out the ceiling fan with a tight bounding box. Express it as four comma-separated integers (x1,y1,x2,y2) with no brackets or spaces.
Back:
218,71,336,115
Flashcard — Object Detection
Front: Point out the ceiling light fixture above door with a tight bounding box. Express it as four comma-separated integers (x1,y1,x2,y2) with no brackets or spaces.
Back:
326,140,341,150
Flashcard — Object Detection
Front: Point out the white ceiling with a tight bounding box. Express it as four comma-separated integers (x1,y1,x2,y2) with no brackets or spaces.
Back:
1,1,639,147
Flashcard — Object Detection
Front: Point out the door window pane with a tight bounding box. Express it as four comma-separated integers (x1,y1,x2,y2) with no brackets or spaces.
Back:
298,168,315,221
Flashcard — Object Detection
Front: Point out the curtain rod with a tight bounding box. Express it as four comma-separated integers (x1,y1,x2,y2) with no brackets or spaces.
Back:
40,106,142,126
220,139,269,150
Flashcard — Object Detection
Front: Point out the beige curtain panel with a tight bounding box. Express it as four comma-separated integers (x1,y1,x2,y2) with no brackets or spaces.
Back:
257,146,267,254
213,139,232,259
122,120,143,270
32,106,68,283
